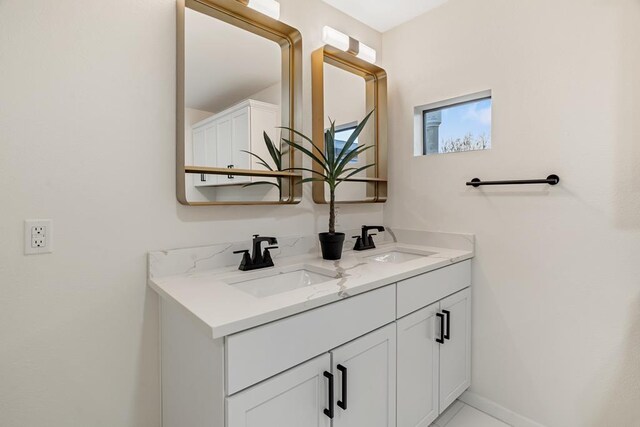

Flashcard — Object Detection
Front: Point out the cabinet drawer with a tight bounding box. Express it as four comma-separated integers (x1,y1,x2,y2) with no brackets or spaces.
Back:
397,261,471,318
226,284,396,395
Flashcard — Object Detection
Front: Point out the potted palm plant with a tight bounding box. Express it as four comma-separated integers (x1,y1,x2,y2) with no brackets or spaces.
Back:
282,110,375,260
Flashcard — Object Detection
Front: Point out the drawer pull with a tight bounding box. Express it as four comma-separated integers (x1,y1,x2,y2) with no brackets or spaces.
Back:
337,364,347,410
323,371,334,419
436,313,445,344
442,309,451,340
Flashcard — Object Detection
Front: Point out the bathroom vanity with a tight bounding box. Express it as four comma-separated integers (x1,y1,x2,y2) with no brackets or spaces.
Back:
148,231,474,427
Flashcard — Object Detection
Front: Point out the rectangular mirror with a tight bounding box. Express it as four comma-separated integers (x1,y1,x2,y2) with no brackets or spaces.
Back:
177,0,302,205
311,46,387,204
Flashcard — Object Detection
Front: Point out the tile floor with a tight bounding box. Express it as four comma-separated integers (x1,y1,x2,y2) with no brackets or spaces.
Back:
431,401,511,427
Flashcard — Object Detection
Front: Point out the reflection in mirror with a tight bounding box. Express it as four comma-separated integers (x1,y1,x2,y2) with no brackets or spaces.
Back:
184,7,283,203
323,62,375,202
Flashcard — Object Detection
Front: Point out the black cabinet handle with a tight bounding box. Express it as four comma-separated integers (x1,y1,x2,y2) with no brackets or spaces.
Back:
442,309,451,340
323,371,334,419
436,313,445,344
201,173,206,182
337,364,347,410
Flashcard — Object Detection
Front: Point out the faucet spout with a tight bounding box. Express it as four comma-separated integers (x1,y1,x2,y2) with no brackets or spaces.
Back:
251,235,278,265
234,235,279,271
353,225,385,251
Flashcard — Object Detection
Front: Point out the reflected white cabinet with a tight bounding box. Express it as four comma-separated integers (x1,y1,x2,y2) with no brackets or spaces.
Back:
227,354,332,427
192,99,278,187
396,288,471,427
332,323,396,427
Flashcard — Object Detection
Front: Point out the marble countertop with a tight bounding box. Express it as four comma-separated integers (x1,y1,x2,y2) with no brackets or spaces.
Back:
149,238,473,339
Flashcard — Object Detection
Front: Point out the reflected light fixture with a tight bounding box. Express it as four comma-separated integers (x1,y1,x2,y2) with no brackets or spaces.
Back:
247,0,280,20
321,26,377,64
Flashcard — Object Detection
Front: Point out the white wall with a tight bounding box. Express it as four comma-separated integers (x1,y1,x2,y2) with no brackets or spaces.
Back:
382,0,640,425
0,0,382,426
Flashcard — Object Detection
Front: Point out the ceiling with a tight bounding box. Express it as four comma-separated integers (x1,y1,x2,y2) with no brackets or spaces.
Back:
322,0,449,32
185,8,281,113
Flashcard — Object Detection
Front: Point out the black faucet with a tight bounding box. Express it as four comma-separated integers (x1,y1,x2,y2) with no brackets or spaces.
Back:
233,235,278,271
353,225,385,251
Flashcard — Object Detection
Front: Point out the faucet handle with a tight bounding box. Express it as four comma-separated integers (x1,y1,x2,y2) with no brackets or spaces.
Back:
262,246,277,267
233,250,252,271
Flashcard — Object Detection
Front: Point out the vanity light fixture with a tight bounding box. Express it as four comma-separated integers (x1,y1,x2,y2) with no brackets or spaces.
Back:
246,0,280,20
322,26,351,52
356,41,377,64
321,26,377,64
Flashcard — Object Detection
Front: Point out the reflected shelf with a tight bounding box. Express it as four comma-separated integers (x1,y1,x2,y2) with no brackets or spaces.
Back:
342,177,387,183
184,166,302,179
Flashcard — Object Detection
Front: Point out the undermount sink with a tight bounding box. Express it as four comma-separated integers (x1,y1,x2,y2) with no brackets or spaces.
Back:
363,249,435,264
224,265,336,298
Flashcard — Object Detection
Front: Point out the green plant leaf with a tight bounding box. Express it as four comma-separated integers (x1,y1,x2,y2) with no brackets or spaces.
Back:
282,167,328,179
325,119,336,169
240,150,274,171
335,145,375,177
338,163,376,181
242,181,280,189
296,177,326,185
282,138,330,174
336,109,375,163
279,126,331,167
262,132,282,170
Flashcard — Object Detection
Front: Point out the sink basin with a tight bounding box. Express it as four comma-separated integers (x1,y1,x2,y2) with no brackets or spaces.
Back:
364,249,435,264
224,265,336,298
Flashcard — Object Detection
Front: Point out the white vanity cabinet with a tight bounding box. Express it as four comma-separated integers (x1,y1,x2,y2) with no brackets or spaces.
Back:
192,99,278,187
227,354,332,427
159,260,471,427
396,288,471,427
438,288,472,411
331,323,396,427
227,324,396,427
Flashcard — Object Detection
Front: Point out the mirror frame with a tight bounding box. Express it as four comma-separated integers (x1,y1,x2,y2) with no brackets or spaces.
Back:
311,45,388,204
177,0,303,205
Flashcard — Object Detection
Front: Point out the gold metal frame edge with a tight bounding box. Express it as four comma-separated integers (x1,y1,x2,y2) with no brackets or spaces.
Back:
177,0,303,206
311,45,388,204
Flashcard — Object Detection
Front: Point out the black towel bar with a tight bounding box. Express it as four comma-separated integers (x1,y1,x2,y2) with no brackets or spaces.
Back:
467,174,560,187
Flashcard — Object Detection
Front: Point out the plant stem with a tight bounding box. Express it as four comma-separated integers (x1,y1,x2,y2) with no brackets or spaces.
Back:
329,187,335,234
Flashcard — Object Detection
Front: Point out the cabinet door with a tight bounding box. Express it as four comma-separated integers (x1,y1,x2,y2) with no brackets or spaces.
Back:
192,128,211,187
215,117,234,185
331,323,396,427
397,303,440,427
227,354,332,427
438,288,471,412
231,109,251,175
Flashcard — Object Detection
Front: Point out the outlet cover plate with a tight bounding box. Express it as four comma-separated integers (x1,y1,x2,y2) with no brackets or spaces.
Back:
25,219,53,255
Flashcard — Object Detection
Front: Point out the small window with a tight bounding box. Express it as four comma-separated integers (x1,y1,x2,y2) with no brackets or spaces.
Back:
331,122,359,163
414,91,492,156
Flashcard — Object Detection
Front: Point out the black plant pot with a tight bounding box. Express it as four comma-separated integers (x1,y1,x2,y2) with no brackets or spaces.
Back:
318,232,345,260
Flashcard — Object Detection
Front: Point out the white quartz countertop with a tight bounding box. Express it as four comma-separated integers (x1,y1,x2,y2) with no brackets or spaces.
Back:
149,241,473,339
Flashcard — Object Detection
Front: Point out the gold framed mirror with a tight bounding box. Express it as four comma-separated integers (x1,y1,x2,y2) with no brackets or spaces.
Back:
311,45,388,204
177,0,302,205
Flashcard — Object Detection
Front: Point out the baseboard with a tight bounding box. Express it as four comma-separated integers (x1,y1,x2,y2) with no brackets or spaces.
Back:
459,391,546,427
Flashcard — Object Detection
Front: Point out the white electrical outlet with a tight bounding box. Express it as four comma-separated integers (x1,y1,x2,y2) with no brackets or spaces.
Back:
25,219,53,255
